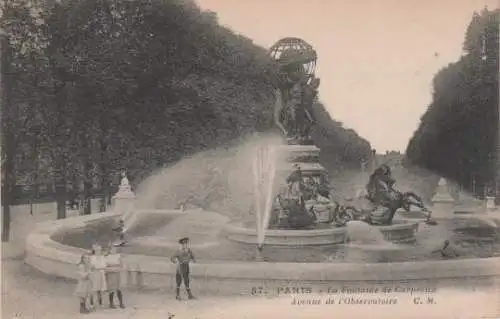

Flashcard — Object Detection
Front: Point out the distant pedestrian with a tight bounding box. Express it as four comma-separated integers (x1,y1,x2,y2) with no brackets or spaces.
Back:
105,244,125,309
89,244,107,309
74,253,92,314
171,237,196,300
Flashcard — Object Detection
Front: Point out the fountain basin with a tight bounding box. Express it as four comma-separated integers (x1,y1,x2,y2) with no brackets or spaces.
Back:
342,243,406,263
24,211,500,295
24,209,500,295
133,236,221,249
223,222,346,246
378,221,419,243
223,220,419,246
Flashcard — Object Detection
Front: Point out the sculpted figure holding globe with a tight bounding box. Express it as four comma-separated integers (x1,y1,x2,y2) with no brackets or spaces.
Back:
269,38,320,144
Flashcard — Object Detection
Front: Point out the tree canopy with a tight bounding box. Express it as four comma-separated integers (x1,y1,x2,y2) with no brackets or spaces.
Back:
405,8,498,195
1,0,371,224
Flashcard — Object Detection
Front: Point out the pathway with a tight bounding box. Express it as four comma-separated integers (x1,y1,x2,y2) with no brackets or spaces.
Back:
1,203,242,318
3,195,500,319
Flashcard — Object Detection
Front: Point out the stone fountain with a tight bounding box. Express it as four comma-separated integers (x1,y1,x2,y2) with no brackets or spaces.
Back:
224,142,353,247
22,36,500,295
223,37,419,250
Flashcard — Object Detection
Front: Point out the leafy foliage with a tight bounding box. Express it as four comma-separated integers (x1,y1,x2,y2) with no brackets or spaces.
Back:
405,8,499,195
2,0,371,212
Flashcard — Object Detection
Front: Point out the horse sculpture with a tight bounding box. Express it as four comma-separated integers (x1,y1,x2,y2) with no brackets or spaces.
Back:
364,164,434,225
366,190,433,225
366,164,397,206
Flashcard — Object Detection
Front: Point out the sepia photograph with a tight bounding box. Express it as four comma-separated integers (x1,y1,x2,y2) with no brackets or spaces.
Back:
1,0,500,318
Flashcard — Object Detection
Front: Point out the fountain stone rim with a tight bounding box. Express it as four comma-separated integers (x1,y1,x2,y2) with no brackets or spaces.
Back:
223,218,420,246
24,209,500,290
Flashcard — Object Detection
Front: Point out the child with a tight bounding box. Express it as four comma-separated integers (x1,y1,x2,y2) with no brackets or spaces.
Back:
75,253,92,314
171,237,196,300
89,243,107,309
105,244,125,308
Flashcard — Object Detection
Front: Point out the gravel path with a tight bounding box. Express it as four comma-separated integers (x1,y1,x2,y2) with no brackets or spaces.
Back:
2,256,243,319
1,203,238,318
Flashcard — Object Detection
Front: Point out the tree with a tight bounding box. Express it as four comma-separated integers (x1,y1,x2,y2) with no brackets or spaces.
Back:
1,0,51,239
5,0,372,216
405,8,498,195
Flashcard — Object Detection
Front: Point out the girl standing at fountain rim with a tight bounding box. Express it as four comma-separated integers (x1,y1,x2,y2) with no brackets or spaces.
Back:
171,237,196,300
74,253,92,314
104,244,126,309
89,243,107,309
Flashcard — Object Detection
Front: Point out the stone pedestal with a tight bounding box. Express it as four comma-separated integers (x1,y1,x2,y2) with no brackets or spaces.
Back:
112,172,136,230
274,144,328,186
485,196,496,212
431,178,455,219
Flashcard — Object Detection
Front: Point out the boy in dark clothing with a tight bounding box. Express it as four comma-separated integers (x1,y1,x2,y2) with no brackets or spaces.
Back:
171,237,196,300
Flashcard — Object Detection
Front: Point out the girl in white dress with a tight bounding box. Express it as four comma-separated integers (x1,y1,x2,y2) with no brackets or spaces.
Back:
74,254,92,313
89,244,107,309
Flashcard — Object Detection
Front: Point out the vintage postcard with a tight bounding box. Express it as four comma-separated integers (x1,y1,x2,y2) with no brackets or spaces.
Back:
1,0,500,318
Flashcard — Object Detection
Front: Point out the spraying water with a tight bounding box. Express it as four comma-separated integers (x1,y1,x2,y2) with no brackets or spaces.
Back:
252,142,280,246
134,134,285,223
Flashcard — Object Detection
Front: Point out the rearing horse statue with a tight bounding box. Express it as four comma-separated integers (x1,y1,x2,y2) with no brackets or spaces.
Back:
366,164,397,207
367,190,433,225
365,164,433,225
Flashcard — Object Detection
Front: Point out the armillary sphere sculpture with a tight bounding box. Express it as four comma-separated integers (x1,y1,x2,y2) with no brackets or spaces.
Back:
268,37,320,145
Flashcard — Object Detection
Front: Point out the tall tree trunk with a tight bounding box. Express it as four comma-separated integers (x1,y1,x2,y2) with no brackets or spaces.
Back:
1,131,14,242
100,159,109,212
52,86,68,219
55,175,67,219
99,116,110,211
71,163,79,207
80,133,92,215
1,29,13,242
54,139,67,219
83,160,92,215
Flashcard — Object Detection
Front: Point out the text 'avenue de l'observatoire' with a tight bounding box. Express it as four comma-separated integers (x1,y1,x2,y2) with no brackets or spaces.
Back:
285,286,438,306
291,296,398,306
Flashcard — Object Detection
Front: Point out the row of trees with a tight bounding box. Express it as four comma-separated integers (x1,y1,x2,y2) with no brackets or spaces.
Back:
405,8,499,195
1,0,371,241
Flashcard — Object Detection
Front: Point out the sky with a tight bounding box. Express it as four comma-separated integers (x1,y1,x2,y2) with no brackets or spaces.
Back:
196,0,498,152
